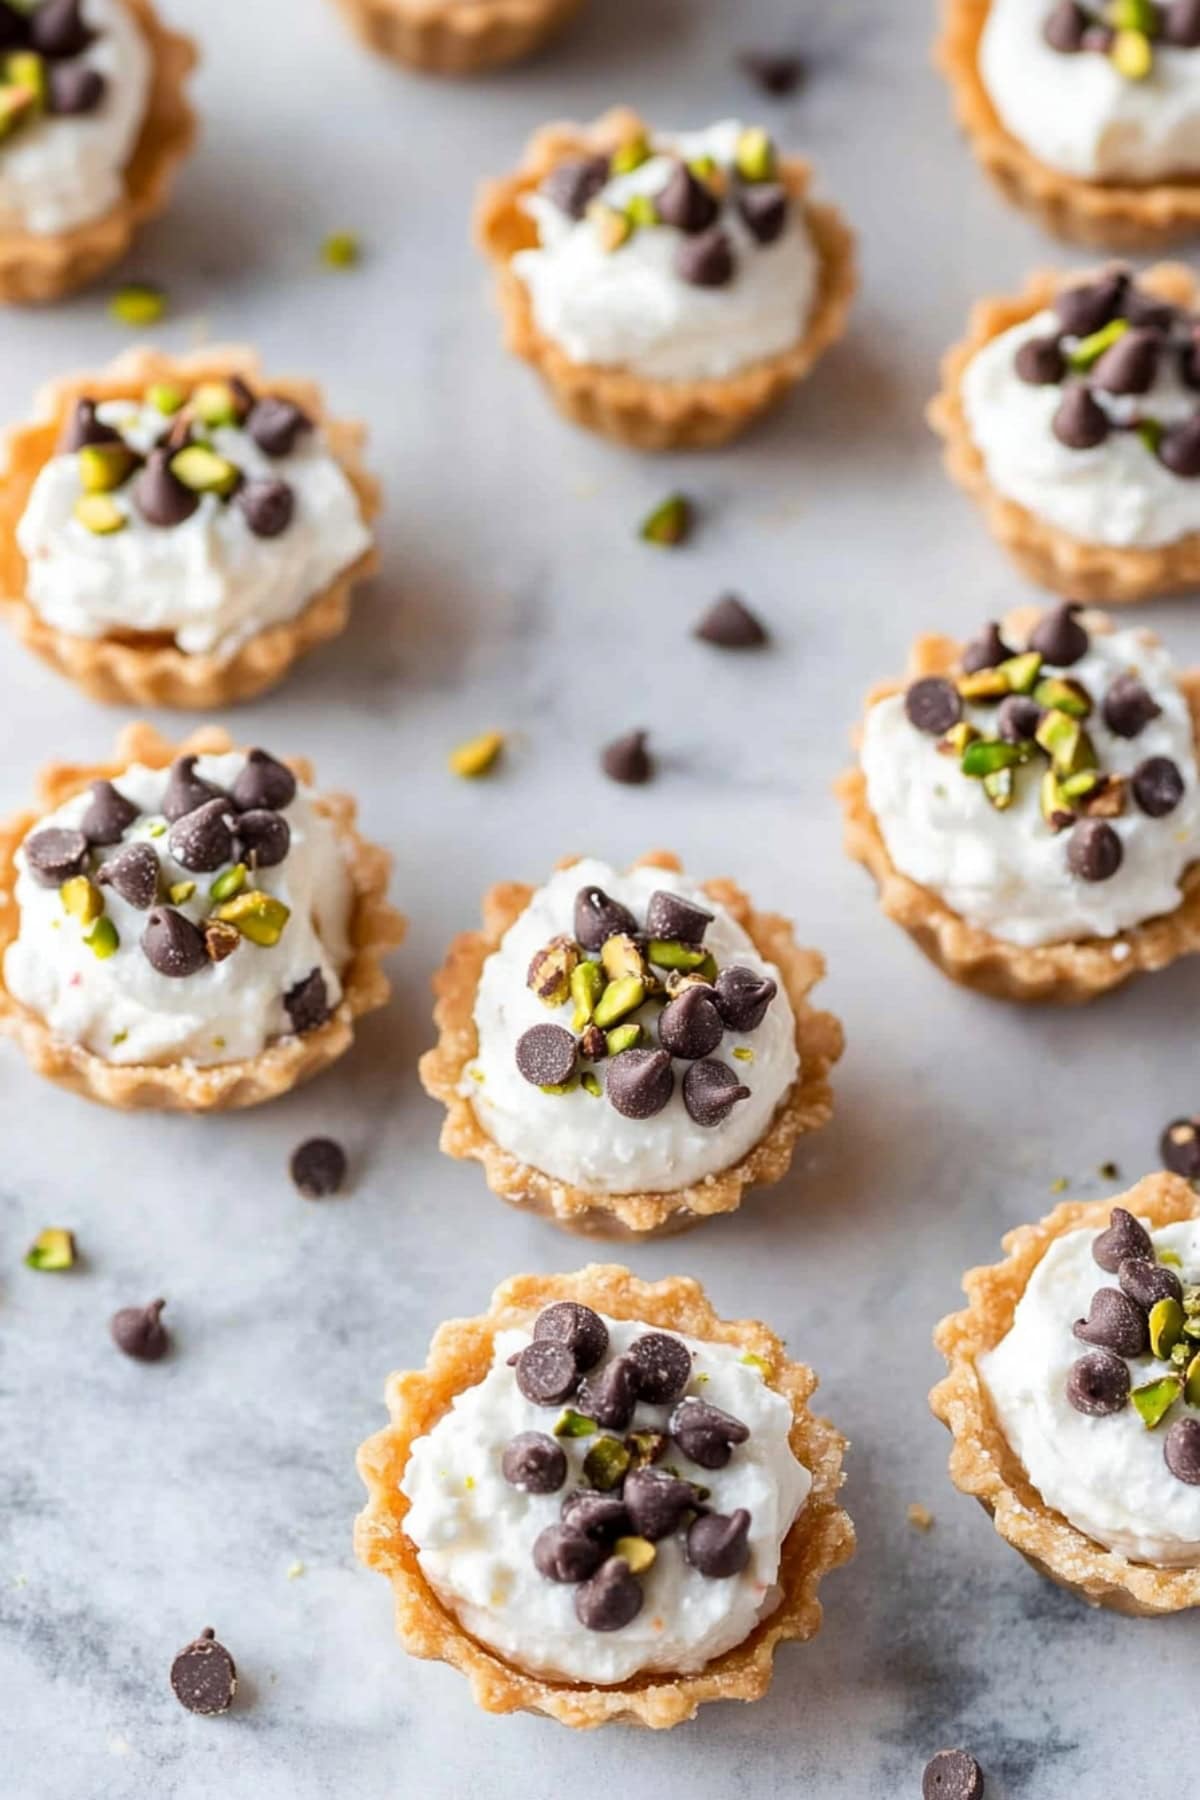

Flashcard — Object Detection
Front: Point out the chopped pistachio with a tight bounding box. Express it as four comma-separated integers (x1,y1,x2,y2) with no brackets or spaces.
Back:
170,445,240,497
5,49,45,113
593,975,645,1029
1039,770,1075,832
1036,711,1096,777
1160,1248,1183,1268
1033,676,1092,719
625,193,659,230
605,1022,644,1056
85,916,119,960
609,130,650,175
734,124,776,182
209,862,247,903
589,200,633,253
1068,316,1129,370
214,889,291,947
998,650,1042,694
73,494,126,535
1111,25,1153,77
639,492,692,547
24,1228,76,1272
148,821,167,837
625,1430,667,1466
539,1074,579,1096
528,936,580,1008
449,730,504,778
1131,1373,1181,1428
1108,0,1161,26
147,380,187,416
168,880,196,905
1137,417,1163,454
1149,1296,1185,1359
1050,1176,1068,1193
583,1435,632,1491
581,1071,603,1098
108,283,167,327
1186,1353,1200,1407
1060,770,1099,800
687,152,720,183
322,231,361,269
60,876,102,925
732,1046,754,1063
740,1352,771,1376
192,381,241,427
111,1029,128,1046
570,958,605,1028
982,767,1016,810
0,81,37,139
645,938,709,971
938,721,979,758
553,1408,598,1439
956,668,1009,703
614,1535,656,1574
600,933,647,984
960,737,1028,778
78,442,138,494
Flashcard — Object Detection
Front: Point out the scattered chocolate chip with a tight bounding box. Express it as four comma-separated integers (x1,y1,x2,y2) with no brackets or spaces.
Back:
1161,1117,1200,1179
515,1340,580,1406
561,1489,630,1540
515,1023,577,1088
607,1048,674,1119
284,968,330,1034
230,749,296,813
739,49,805,94
1055,271,1127,337
682,1058,751,1127
59,397,120,453
169,1628,237,1716
503,1431,567,1495
601,729,653,785
623,1467,698,1541
246,397,311,458
1066,1348,1130,1415
574,1557,644,1631
1165,1416,1200,1484
1052,386,1109,450
961,621,1013,672
674,226,735,288
79,779,139,846
163,755,224,822
1073,1286,1148,1356
996,694,1044,744
1091,327,1160,396
574,885,638,950
904,676,962,736
1067,818,1123,882
922,1748,985,1800
289,1137,346,1200
48,62,104,114
1118,1256,1183,1310
1014,336,1066,385
1122,287,1176,332
534,1302,609,1372
168,798,236,873
1093,1205,1153,1271
1132,755,1185,817
133,447,199,528
533,1522,606,1582
577,1354,638,1431
235,809,290,869
628,1332,692,1405
694,592,768,648
713,963,777,1031
30,0,92,57
670,1395,750,1469
97,841,160,911
1043,0,1089,47
656,161,719,233
1102,673,1162,738
539,153,610,220
111,1297,169,1362
141,907,208,978
658,986,724,1060
646,890,714,944
686,1508,752,1578
237,477,295,539
23,826,88,886
1158,416,1200,477
736,181,789,245
1165,0,1200,44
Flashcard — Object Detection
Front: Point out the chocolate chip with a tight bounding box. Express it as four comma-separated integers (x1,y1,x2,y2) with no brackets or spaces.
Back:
561,1489,630,1540
515,1023,577,1088
695,592,768,648
1066,1348,1130,1415
97,841,160,911
656,161,719,234
539,153,609,220
739,49,805,94
577,1354,638,1430
235,809,290,869
111,1297,169,1362
686,1508,752,1578
606,1048,674,1119
168,798,237,873
601,729,653,785
996,694,1044,744
682,1059,751,1127
162,754,224,822
623,1467,697,1541
736,181,789,244
1161,1117,1200,1178
675,226,735,288
646,890,714,945
922,1749,985,1800
133,447,199,528
1102,673,1162,738
247,397,311,459
574,1557,644,1631
1043,0,1089,47
533,1522,606,1583
1093,1205,1153,1271
503,1431,567,1494
574,885,638,950
904,676,962,736
59,397,120,453
23,826,88,886
1091,328,1160,396
1159,416,1200,476
230,749,296,813
1132,755,1184,817
48,62,104,114
670,1395,750,1469
1052,386,1109,450
237,477,294,539
1121,287,1176,332
534,1302,609,1372
1073,1287,1148,1356
141,908,208,978
289,1137,346,1199
1055,271,1127,337
284,968,330,1034
713,963,777,1031
169,1628,237,1716
1014,336,1066,385
628,1332,691,1405
79,779,139,846
1165,0,1200,43
658,986,724,1060
1165,1416,1200,1484
1067,818,1123,882
1118,1256,1183,1310
515,1340,579,1406
961,621,1013,672
30,0,92,57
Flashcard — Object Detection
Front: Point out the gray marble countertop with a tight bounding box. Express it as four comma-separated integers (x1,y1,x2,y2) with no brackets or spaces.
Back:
2,1,1198,1795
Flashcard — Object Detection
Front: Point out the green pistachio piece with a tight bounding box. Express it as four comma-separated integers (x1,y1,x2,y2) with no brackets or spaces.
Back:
449,730,504,778
589,200,633,253
614,1535,656,1574
580,1071,603,1098
321,230,361,269
1069,317,1129,369
938,721,979,758
741,1352,771,1376
1186,1353,1200,1406
956,668,1009,703
646,938,709,970
1107,0,1160,26
960,737,1028,778
213,889,291,946
1035,711,1096,777
625,193,659,229
540,1074,579,1096
734,125,776,182
732,1046,754,1062
664,969,714,997
147,380,187,416
78,442,138,494
0,80,37,139
1137,418,1163,454
1111,25,1153,77
1033,676,1092,719
528,935,581,1008
1160,1249,1183,1268
170,445,240,497
570,958,605,1029
982,768,1015,810
4,50,45,113
85,916,119,960
1184,1284,1200,1315
600,933,647,984
998,651,1043,694
638,492,691,547
625,1430,667,1466
605,1022,644,1056
168,880,196,904
1171,1340,1192,1369
593,975,646,1029
108,283,167,327
73,494,127,535
553,1408,598,1438
582,1435,632,1491
192,381,241,427
610,130,651,175
1060,770,1099,800
209,862,247,903
60,876,103,925
1150,1296,1185,1358
24,1227,76,1271
1131,1374,1181,1429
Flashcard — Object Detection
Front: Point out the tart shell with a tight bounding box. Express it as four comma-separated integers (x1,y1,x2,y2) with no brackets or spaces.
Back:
331,0,584,73
0,722,405,1111
355,1263,854,1727
418,850,844,1237
0,345,380,708
937,0,1200,250
474,108,857,452
931,1172,1200,1615
928,262,1200,603
837,611,1200,1003
0,0,197,306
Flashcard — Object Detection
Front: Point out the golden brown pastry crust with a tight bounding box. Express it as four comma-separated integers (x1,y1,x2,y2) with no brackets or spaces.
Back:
0,0,197,305
931,1173,1200,1615
474,108,857,451
355,1263,855,1726
928,262,1200,603
418,851,843,1237
0,346,380,708
937,0,1200,250
837,611,1200,1002
332,0,583,74
0,722,405,1110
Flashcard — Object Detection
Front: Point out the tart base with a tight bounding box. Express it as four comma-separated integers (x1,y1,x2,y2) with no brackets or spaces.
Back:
0,345,380,708
0,0,197,305
932,1173,1200,1615
0,723,405,1111
331,0,583,73
837,615,1200,1003
937,0,1200,250
355,1264,854,1727
419,851,843,1237
928,262,1200,603
474,108,857,452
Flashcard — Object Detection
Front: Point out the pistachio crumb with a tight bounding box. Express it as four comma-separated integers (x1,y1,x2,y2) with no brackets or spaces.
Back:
449,731,505,779
1050,1176,1068,1194
732,1046,755,1063
108,282,166,326
286,1560,305,1581
322,231,361,269
24,1228,76,1272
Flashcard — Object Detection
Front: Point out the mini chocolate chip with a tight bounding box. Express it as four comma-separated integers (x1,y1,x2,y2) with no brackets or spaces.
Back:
1093,1205,1153,1271
961,621,1013,672
533,1523,605,1583
1122,287,1177,332
1161,1117,1200,1178
1102,673,1162,738
695,592,768,648
575,1557,644,1631
133,447,200,527
1118,1256,1183,1310
162,754,224,822
628,1332,692,1405
284,968,330,1034
169,1628,237,1716
515,1340,580,1406
237,477,294,539
561,1489,631,1540
289,1137,346,1199
246,397,311,458
623,1467,698,1541
686,1508,751,1578
503,1431,567,1494
30,0,92,57
48,62,104,114
1066,1348,1130,1415
1043,0,1089,47
713,963,777,1031
59,397,120,453
515,1023,577,1088
659,986,724,1060
539,153,609,219
1067,818,1123,882
577,1354,639,1430
739,49,805,93
534,1302,609,1372
141,908,208,978
1014,336,1066,385
1165,1416,1200,1484
601,729,653,785
1052,386,1109,450
670,1395,750,1470
996,694,1044,744
235,809,290,869
607,1048,674,1119
736,181,789,244
79,779,139,846
675,227,735,288
1091,327,1160,396
111,1297,169,1362
1055,271,1127,337
168,798,237,873
682,1059,751,1127
1073,1287,1148,1356
23,826,88,886
1132,755,1185,817
230,749,296,813
97,841,159,911
904,676,962,736
1165,0,1200,44
922,1749,985,1800
1158,416,1200,477
656,161,719,233
574,885,638,950
645,889,714,944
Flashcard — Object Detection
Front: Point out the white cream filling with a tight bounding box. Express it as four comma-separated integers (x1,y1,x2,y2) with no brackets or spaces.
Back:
0,0,150,236
982,1220,1200,1566
17,400,372,658
512,119,818,382
401,1312,811,1684
961,308,1200,549
861,624,1200,948
980,0,1200,182
3,752,353,1066
467,859,798,1195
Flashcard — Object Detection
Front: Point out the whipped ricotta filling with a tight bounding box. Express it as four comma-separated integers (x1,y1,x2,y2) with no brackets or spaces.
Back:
861,623,1200,948
980,0,1200,183
3,752,353,1066
981,1220,1200,1565
961,308,1200,548
513,120,818,382
17,400,372,657
0,0,150,236
467,859,799,1194
401,1312,811,1683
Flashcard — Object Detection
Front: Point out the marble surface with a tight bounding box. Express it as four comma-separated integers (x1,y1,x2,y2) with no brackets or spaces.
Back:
2,1,1199,1796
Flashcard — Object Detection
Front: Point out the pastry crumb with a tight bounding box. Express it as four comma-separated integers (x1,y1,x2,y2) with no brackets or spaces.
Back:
907,1503,934,1533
